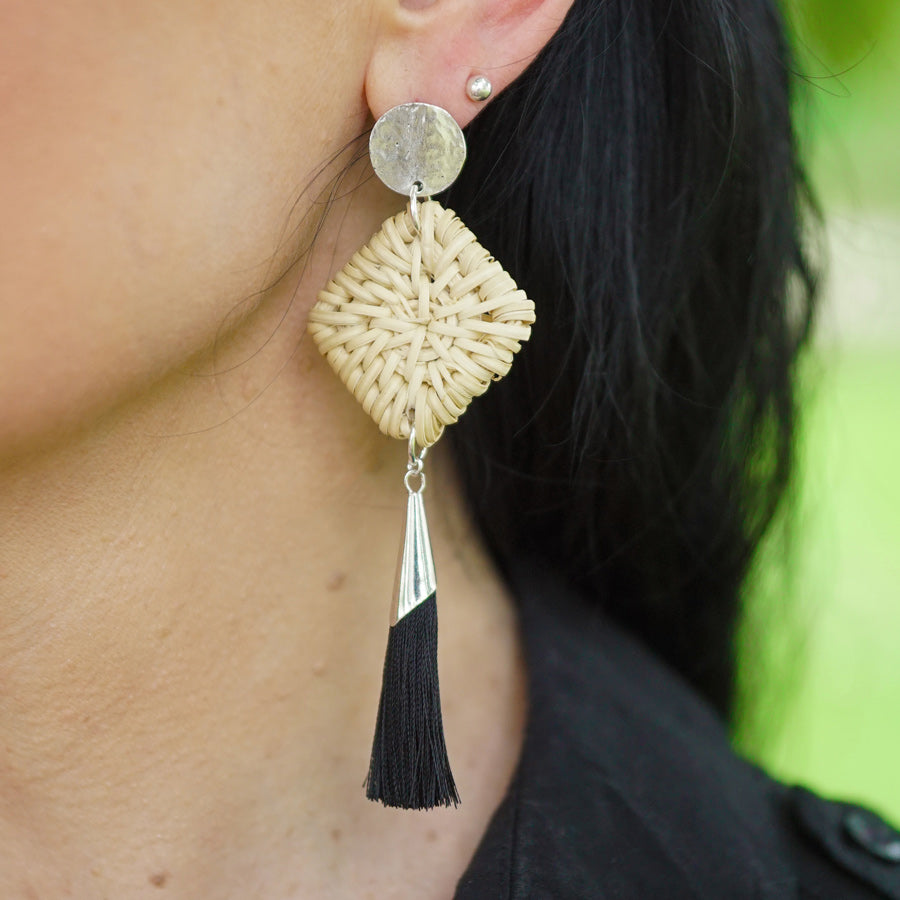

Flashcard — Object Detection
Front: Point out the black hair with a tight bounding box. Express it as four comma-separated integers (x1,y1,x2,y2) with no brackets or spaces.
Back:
443,0,816,720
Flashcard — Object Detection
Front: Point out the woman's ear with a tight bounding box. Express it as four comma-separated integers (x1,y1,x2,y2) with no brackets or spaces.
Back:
366,0,576,127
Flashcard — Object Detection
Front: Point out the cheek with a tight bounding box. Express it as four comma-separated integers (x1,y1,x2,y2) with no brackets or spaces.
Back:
0,1,361,456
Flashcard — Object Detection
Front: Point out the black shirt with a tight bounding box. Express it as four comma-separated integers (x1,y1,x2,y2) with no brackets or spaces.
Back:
455,561,900,899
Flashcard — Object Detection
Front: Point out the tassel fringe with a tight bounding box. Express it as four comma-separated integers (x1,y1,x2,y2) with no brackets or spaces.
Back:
366,593,459,809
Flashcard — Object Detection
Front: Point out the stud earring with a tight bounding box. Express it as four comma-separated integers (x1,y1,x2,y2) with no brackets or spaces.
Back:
308,99,535,809
466,75,492,102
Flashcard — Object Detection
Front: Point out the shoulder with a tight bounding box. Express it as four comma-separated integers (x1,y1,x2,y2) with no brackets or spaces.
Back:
456,560,900,900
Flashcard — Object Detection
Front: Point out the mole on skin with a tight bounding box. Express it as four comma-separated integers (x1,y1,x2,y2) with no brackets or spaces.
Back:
326,571,347,591
149,871,169,888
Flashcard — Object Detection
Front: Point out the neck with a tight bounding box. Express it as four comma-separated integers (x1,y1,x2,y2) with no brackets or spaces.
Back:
0,247,526,897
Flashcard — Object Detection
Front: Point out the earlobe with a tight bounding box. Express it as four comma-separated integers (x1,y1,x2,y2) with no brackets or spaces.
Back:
366,0,575,128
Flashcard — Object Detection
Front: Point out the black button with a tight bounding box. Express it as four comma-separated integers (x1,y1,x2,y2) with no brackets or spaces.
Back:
844,808,900,864
789,785,900,897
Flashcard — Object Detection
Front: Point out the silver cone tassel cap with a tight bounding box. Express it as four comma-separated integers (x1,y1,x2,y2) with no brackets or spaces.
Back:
392,491,436,626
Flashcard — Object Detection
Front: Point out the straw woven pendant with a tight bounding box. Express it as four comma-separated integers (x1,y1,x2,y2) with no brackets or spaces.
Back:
308,200,535,447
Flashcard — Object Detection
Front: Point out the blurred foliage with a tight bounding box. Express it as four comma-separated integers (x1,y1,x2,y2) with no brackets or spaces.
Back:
782,0,900,208
784,0,896,65
738,348,900,821
735,0,900,824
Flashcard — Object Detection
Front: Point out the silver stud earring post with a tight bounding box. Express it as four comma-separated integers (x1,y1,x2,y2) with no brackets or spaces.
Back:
466,75,492,102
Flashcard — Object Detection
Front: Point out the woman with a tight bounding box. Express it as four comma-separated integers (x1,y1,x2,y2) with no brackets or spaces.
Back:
1,0,897,897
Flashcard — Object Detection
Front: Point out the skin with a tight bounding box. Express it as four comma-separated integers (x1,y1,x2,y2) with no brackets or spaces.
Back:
0,0,574,897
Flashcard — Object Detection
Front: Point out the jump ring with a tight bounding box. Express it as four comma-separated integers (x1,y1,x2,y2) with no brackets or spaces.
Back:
407,418,428,468
409,182,423,232
404,469,427,494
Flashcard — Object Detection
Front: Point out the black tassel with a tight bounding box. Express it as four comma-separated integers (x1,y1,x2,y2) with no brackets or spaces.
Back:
366,592,459,809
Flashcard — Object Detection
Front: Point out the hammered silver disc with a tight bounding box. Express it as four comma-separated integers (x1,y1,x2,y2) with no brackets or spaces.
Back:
369,103,466,197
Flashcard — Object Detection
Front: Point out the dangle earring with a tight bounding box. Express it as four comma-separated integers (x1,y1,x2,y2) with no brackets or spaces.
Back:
308,99,535,809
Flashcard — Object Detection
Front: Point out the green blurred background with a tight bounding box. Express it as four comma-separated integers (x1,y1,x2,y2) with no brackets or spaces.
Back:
735,1,900,823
